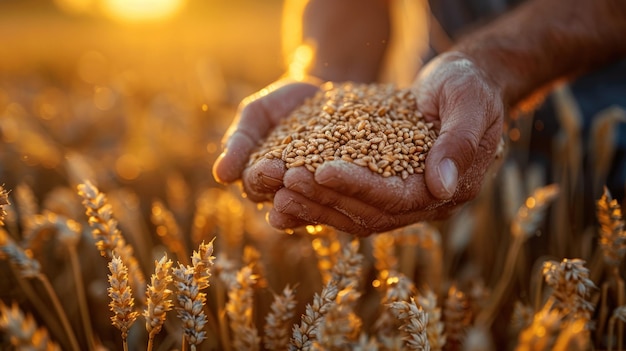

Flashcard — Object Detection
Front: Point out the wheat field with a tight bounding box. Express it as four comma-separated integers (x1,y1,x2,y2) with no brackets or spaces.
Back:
1,2,626,351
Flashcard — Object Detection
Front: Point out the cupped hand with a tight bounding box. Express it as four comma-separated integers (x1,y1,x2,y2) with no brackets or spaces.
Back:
212,78,320,200
268,52,505,236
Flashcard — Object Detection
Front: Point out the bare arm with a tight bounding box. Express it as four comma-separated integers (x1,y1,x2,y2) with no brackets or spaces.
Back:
285,0,391,82
454,0,626,110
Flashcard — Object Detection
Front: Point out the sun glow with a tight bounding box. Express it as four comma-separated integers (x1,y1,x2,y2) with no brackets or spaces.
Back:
102,0,184,22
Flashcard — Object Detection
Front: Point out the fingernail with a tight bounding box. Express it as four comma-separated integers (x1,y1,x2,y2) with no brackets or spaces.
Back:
261,174,283,188
437,158,458,198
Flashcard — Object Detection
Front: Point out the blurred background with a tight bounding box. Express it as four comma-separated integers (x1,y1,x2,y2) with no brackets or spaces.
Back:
0,0,285,195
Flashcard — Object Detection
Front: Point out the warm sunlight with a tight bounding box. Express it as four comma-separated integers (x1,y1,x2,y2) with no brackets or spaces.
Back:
101,0,184,22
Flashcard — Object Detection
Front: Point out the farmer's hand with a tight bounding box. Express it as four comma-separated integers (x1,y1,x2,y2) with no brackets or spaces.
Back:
212,78,320,201
267,52,505,236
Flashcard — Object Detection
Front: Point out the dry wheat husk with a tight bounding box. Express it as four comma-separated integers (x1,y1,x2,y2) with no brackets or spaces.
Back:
249,82,437,179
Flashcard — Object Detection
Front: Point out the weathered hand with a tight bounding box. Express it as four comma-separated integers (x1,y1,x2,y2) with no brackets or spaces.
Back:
268,52,505,236
212,79,320,201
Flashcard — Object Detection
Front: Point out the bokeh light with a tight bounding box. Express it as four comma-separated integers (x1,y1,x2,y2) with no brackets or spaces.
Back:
101,0,185,22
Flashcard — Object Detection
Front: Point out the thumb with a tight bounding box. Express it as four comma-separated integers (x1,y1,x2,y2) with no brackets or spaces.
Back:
414,54,502,200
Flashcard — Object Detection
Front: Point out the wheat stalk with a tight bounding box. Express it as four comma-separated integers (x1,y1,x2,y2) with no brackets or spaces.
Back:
387,297,430,351
144,254,174,351
552,318,589,351
264,284,298,351
608,305,626,351
0,301,61,351
0,227,80,351
226,265,260,351
331,239,363,291
514,301,562,351
108,255,139,351
20,212,95,350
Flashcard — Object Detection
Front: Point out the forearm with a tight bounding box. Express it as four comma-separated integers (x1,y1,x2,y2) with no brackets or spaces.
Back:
283,0,391,83
453,0,626,110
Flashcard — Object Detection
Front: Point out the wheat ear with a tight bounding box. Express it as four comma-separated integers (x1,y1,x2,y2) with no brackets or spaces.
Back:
0,301,61,351
151,200,189,265
0,184,10,226
290,281,339,350
264,285,298,351
542,258,596,322
417,289,446,351
308,225,340,284
108,255,139,351
226,265,260,351
477,184,560,327
172,262,209,351
313,287,363,350
78,181,146,301
387,297,430,351
596,186,626,269
1,227,81,351
144,254,173,351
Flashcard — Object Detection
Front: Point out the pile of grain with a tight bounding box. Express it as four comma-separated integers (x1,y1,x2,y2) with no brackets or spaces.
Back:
249,82,438,179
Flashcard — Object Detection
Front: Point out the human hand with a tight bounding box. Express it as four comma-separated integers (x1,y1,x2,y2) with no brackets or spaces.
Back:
212,78,320,199
266,52,505,236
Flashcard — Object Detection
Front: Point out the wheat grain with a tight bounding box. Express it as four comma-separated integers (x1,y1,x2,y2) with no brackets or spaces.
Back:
264,284,298,351
226,265,260,351
249,82,437,178
144,254,173,349
107,255,139,350
0,301,61,351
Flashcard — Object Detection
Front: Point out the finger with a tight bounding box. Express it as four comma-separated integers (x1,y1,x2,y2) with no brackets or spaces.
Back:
266,209,313,231
242,158,287,202
212,82,319,184
305,160,437,213
272,187,374,236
